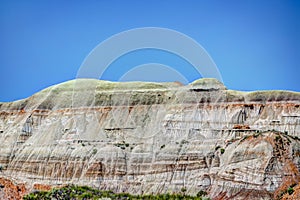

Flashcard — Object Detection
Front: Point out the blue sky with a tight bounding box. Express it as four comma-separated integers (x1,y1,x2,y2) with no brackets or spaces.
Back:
0,0,299,102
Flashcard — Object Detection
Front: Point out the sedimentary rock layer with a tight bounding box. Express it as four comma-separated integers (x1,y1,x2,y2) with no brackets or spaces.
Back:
0,78,299,199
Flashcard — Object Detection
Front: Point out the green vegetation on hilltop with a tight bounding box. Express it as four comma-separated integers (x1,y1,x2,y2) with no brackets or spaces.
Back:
23,185,209,200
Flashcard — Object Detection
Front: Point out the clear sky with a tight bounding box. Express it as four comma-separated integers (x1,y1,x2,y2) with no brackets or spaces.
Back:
0,0,299,102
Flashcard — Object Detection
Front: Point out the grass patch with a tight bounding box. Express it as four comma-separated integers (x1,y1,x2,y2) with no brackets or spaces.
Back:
23,185,209,200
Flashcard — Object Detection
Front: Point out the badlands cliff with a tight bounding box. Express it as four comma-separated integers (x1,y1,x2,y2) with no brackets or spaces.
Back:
0,78,299,199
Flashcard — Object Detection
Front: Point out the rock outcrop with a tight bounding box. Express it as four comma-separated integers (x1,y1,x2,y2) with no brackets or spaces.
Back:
0,78,299,199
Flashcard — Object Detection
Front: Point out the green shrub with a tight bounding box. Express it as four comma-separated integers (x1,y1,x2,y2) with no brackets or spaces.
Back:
253,132,261,138
80,192,93,198
92,149,97,154
287,187,294,195
220,148,225,154
181,187,187,194
215,146,221,151
197,190,207,197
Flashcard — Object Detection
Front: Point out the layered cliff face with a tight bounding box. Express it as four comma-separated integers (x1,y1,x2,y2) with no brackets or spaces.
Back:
0,78,299,199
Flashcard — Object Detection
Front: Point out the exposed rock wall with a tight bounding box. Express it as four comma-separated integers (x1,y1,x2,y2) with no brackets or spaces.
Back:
0,78,299,199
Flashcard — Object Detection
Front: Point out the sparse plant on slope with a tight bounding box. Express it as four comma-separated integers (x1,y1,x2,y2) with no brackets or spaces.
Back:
287,187,294,195
197,190,208,197
220,148,225,154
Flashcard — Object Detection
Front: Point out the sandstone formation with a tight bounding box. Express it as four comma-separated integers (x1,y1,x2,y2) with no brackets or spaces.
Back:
0,78,299,199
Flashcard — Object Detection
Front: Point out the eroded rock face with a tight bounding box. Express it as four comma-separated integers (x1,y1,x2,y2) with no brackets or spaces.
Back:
0,78,299,199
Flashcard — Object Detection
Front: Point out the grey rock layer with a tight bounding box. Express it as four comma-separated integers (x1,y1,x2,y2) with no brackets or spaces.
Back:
0,78,300,200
